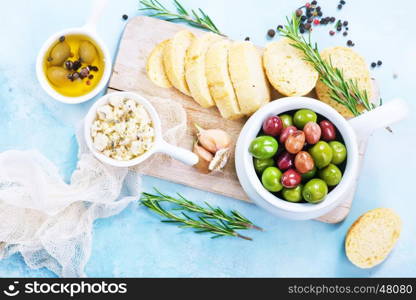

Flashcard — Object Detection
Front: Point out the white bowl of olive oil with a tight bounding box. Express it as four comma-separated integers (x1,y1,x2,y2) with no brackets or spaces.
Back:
36,0,112,104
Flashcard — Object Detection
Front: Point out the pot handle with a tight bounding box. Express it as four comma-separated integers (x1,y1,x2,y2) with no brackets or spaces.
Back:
348,98,410,143
157,140,199,166
84,0,109,32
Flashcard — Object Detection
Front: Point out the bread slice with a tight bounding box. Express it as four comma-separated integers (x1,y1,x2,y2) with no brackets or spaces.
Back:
146,39,172,88
228,41,270,115
185,33,222,108
315,46,373,118
345,208,402,269
163,30,195,96
205,40,243,120
263,38,318,97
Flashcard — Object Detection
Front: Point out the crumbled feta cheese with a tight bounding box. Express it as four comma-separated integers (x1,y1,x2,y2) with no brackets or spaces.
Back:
91,97,155,161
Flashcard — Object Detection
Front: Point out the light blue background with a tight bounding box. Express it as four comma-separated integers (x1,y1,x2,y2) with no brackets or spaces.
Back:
0,0,415,277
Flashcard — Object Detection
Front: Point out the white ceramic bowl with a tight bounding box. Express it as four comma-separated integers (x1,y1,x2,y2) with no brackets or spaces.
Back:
235,97,409,220
35,0,111,104
84,91,199,168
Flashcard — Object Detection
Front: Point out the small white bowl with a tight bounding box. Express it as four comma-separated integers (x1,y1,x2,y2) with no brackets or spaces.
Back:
84,91,199,168
235,97,409,220
35,0,111,104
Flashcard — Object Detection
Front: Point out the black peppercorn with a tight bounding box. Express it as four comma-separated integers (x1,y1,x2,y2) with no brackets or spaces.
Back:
59,36,65,42
296,9,303,17
341,0,346,4
338,4,343,9
347,40,354,46
316,6,321,11
343,20,348,26
336,26,342,31
277,25,283,30
300,28,305,34
343,31,348,36
267,29,276,38
72,60,81,71
311,0,317,5
72,72,80,80
377,60,382,66
317,11,323,17
89,74,94,79
371,62,377,68
301,15,307,22
304,23,311,30
330,17,335,23
122,14,128,20
329,30,335,36
244,37,250,41
307,17,313,23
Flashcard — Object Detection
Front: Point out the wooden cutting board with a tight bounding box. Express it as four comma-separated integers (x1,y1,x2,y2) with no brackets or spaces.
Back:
107,16,365,224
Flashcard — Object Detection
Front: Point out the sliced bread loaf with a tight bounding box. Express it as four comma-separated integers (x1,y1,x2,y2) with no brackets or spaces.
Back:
163,30,195,96
228,41,270,115
146,39,172,88
345,208,402,269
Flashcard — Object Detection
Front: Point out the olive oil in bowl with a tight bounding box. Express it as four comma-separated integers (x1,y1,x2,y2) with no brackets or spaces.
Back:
43,34,104,98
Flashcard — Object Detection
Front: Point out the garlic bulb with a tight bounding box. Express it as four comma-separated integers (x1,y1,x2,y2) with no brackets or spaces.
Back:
195,124,231,154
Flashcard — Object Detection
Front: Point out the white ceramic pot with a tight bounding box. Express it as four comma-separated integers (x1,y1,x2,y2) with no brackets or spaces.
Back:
84,91,199,168
35,0,112,104
235,97,409,220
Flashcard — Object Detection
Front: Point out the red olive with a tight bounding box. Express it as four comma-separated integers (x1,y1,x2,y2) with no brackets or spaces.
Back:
294,151,315,174
319,120,336,141
276,151,295,170
279,126,297,144
285,130,305,154
303,121,321,144
262,116,283,136
281,169,302,188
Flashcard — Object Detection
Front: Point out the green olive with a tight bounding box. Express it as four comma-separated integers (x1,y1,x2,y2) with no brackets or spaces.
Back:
301,166,317,181
261,167,283,192
249,136,278,159
49,41,71,66
309,141,333,169
293,109,317,129
282,184,303,202
46,66,70,86
302,178,328,203
253,157,275,174
319,164,342,186
79,41,97,64
329,141,347,165
279,114,293,128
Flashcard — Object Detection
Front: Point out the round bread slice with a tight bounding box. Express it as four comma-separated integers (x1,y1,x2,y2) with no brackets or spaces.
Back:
345,208,402,269
146,39,172,88
263,38,318,97
163,30,195,96
315,46,373,118
205,40,243,120
229,41,270,116
185,33,222,108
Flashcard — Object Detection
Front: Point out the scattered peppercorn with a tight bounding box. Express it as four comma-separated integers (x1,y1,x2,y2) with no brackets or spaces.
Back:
347,40,354,46
301,15,307,21
340,0,346,4
343,31,348,36
307,17,313,23
317,11,323,17
88,74,94,79
336,26,342,31
311,0,317,5
244,36,250,41
338,4,342,9
377,60,382,66
330,17,336,23
267,29,276,38
304,23,311,30
300,27,305,34
343,20,348,26
371,62,377,68
296,9,303,17
277,25,283,30
59,36,65,42
329,30,335,36
122,14,128,20
72,60,81,71
65,60,73,70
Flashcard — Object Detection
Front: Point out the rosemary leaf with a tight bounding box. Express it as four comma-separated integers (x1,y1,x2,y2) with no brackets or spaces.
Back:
139,0,225,36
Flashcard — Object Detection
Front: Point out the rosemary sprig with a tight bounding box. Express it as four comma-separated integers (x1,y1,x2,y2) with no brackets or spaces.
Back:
279,14,377,117
139,0,224,36
140,189,262,240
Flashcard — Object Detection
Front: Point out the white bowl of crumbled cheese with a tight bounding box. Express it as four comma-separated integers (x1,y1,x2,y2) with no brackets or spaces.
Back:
84,91,199,167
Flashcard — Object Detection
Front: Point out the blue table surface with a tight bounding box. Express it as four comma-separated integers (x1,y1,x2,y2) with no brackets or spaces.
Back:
0,0,415,277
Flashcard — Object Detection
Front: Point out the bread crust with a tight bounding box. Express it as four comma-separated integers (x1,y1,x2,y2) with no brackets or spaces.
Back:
146,39,172,88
